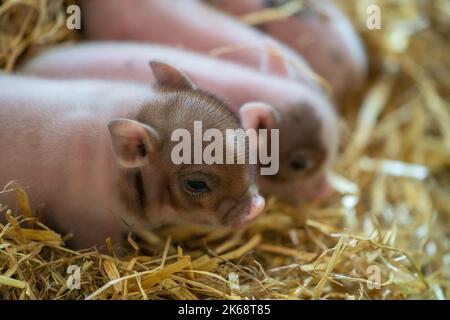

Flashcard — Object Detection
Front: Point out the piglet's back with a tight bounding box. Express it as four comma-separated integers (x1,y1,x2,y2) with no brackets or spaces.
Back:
20,42,324,111
0,74,152,119
0,75,152,217
0,75,152,171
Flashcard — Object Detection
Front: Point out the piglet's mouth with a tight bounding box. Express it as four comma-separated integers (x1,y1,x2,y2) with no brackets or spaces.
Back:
232,195,265,228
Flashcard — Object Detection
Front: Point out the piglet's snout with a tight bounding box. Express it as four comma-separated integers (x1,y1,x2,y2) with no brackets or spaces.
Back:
316,179,334,200
297,177,334,202
234,194,265,228
247,195,265,222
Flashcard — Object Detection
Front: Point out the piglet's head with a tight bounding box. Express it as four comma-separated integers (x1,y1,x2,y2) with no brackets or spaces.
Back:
239,92,339,204
107,61,265,229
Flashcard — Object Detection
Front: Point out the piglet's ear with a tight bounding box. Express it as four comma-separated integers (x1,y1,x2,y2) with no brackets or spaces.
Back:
107,119,160,168
239,102,281,130
149,61,196,91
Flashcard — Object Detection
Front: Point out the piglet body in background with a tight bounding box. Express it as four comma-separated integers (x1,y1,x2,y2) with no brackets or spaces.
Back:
213,0,368,100
0,63,264,249
21,43,339,204
78,0,320,89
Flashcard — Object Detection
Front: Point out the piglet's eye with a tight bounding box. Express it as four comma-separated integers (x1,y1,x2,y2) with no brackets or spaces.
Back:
263,0,287,8
183,179,210,194
290,158,313,171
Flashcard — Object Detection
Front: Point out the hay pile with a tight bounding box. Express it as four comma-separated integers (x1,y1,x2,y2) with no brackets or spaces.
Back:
0,0,449,300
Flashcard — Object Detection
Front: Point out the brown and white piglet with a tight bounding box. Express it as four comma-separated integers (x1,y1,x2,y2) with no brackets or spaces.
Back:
21,43,339,204
0,62,265,249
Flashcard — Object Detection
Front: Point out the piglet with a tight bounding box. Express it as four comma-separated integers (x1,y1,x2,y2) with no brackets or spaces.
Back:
0,62,265,249
213,0,368,100
20,43,339,204
78,0,320,89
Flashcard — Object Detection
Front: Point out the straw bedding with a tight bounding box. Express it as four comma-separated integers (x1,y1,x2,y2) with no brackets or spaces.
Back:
0,0,449,300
